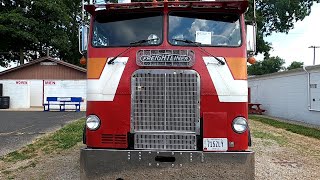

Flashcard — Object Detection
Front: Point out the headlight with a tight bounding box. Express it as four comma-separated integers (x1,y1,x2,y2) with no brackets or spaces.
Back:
86,115,100,130
232,117,248,134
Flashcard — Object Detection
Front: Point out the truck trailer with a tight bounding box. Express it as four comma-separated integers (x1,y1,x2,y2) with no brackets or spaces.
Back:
79,0,256,179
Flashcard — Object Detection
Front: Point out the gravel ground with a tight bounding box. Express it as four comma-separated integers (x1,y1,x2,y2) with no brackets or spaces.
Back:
1,119,319,180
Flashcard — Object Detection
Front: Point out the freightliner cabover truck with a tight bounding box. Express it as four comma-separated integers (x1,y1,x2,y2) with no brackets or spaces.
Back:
79,0,257,179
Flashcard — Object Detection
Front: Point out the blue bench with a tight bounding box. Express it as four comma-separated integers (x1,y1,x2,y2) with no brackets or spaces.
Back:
43,97,82,112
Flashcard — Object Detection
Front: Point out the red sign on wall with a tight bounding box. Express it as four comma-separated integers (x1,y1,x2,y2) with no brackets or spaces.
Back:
16,81,28,85
45,81,56,85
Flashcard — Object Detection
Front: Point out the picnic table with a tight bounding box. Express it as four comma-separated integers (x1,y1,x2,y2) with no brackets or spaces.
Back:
248,103,266,115
43,97,82,112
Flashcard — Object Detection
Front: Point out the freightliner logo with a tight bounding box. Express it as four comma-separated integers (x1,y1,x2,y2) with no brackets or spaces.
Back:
140,54,191,62
137,50,195,67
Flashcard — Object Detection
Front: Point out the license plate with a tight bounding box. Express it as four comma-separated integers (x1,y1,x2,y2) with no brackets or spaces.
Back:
203,138,228,151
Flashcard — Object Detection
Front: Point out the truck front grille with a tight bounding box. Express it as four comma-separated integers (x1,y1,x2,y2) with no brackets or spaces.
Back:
131,70,200,150
134,133,197,150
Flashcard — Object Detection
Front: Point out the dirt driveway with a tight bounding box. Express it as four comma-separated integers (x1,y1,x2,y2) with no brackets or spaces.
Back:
1,119,319,180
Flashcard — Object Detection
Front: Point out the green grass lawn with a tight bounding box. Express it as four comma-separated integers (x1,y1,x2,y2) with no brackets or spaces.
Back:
249,115,320,140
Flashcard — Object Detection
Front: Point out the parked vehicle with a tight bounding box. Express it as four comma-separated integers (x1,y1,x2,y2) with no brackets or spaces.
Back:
79,0,256,179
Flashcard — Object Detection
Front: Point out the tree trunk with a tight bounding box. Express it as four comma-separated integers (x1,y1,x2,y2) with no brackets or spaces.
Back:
19,49,24,65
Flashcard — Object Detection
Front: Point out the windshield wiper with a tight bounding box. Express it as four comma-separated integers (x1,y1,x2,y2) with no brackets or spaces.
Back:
108,38,159,65
172,38,225,65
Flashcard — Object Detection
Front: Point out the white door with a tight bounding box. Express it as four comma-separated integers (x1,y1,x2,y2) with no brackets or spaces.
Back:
310,72,320,111
30,80,43,107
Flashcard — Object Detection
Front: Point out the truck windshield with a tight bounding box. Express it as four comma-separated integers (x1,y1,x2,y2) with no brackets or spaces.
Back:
92,12,163,47
168,12,241,47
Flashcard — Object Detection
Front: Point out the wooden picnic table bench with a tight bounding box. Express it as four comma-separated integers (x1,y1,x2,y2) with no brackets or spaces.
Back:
43,97,82,112
248,103,266,115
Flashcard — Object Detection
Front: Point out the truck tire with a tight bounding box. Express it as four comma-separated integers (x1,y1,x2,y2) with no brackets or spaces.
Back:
248,129,252,147
83,125,86,144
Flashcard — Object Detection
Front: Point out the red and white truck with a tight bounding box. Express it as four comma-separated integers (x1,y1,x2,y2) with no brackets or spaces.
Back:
79,0,256,179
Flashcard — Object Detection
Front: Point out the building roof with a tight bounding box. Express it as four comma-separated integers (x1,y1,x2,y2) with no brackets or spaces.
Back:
0,56,86,76
249,64,320,80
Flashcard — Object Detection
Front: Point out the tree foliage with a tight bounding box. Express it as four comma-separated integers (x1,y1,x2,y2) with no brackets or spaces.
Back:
248,56,285,75
287,61,304,70
0,0,319,68
0,0,82,67
246,0,319,56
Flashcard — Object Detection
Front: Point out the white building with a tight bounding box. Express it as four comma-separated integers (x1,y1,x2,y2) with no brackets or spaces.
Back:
0,56,87,110
248,65,320,126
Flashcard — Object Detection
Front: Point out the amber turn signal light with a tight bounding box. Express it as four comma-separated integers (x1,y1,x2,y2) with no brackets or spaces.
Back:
247,56,256,65
80,56,87,65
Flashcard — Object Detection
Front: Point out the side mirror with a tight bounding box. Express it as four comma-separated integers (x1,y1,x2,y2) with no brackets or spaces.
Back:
79,25,89,54
246,24,257,54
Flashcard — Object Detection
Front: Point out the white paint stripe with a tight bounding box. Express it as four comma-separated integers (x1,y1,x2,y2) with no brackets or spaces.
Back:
87,57,128,101
204,57,248,102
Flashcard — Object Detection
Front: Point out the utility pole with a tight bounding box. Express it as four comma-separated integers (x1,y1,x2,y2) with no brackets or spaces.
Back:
308,46,320,65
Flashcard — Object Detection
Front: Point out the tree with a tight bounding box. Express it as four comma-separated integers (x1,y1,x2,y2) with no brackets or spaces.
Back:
246,0,319,56
59,0,83,66
1,0,319,68
248,56,285,75
0,0,37,67
0,0,82,67
287,61,304,70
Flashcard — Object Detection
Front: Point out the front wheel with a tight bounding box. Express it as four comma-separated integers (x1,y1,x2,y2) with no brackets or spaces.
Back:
83,125,86,144
248,129,252,147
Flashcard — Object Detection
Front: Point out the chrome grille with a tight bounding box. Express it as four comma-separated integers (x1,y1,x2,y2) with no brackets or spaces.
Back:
131,70,200,150
134,133,197,150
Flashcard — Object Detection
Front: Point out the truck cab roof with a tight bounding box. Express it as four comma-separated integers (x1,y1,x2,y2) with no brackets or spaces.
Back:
85,0,249,15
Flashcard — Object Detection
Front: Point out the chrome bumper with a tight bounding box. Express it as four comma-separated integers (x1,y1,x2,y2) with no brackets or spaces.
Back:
80,148,255,180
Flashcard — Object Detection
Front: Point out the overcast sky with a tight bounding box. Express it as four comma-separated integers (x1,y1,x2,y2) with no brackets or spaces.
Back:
260,3,320,66
0,61,18,72
1,3,320,72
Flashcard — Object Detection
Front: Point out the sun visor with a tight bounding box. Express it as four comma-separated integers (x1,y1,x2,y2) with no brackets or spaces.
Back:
169,0,249,14
85,1,249,15
85,2,165,15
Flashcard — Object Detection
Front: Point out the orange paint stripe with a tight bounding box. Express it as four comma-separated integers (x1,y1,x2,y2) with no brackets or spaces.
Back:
87,58,107,79
225,57,247,80
87,57,247,80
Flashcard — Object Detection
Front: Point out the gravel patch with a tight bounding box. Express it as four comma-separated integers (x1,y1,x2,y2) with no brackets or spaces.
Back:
0,144,83,180
250,120,320,180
